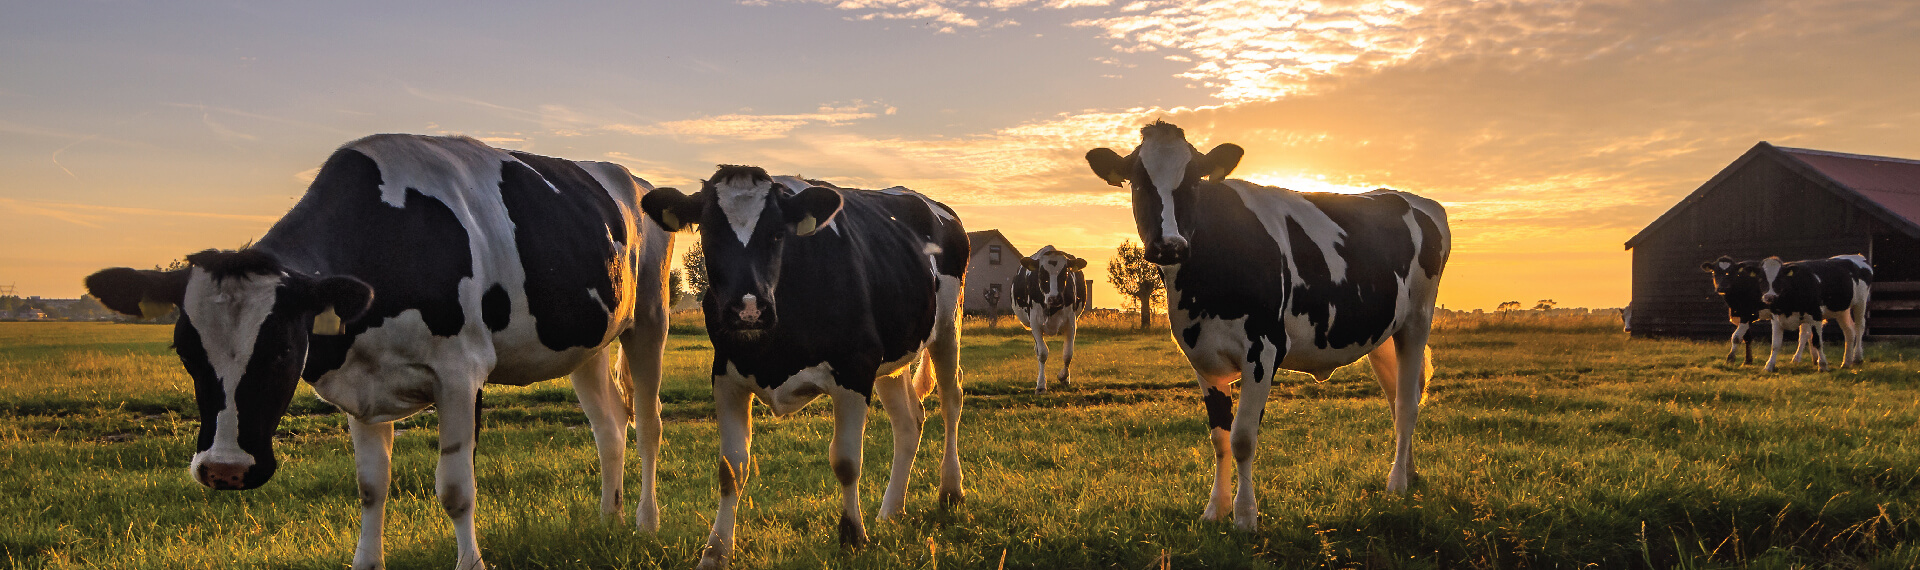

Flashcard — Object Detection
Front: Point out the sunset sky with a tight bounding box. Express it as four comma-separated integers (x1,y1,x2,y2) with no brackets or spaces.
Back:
4,0,1917,310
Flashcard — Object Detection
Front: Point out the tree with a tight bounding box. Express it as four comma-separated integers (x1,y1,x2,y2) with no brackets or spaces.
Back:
1533,299,1556,311
1496,300,1522,318
668,270,684,305
680,238,708,299
1108,239,1165,330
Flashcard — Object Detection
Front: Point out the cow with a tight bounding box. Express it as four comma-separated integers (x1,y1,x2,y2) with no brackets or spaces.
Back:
1759,254,1873,372
1012,245,1091,393
1084,121,1450,531
1701,256,1811,365
639,166,968,570
82,134,675,570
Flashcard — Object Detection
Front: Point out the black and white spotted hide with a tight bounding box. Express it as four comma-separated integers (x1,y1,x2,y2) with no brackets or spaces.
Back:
1701,256,1810,366
85,134,675,570
1757,254,1872,372
1086,121,1450,531
1011,245,1090,393
640,165,969,570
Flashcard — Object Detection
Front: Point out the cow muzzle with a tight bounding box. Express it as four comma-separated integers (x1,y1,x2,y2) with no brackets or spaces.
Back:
195,460,258,490
1761,292,1778,304
728,294,775,332
1146,236,1189,265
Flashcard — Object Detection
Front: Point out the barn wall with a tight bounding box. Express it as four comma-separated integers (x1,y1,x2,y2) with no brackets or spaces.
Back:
1630,154,1874,338
963,235,1022,312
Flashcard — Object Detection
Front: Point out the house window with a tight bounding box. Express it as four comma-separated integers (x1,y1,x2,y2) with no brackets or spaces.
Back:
988,245,1002,265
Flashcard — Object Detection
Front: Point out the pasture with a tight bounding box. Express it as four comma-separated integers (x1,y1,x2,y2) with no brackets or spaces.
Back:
1,317,1918,569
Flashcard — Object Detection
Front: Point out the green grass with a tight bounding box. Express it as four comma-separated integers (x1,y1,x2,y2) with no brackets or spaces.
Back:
2,320,1919,568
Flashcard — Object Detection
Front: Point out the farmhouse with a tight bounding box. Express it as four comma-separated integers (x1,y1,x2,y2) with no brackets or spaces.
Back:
1626,142,1920,337
964,230,1023,313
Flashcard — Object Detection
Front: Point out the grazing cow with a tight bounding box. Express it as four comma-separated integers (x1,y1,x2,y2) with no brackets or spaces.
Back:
1012,245,1091,393
1084,121,1450,530
83,134,674,570
1701,256,1810,365
1759,254,1873,372
639,166,968,570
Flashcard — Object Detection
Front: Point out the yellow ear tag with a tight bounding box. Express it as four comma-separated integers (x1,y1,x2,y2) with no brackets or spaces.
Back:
796,214,817,236
1209,167,1228,182
662,211,681,231
312,307,344,336
138,300,174,320
1105,173,1126,187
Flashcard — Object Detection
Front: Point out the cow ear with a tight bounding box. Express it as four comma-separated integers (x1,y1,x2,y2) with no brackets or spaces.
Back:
1068,258,1088,271
84,266,190,319
1701,260,1717,273
308,276,373,336
1086,148,1133,187
1020,257,1040,270
1203,143,1244,182
640,187,708,232
783,186,843,236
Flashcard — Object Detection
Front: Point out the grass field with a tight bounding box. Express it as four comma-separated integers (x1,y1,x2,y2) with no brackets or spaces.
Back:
2,317,1918,569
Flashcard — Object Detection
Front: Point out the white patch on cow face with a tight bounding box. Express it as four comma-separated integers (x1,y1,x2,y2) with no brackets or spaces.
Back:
182,269,284,472
1761,257,1784,300
715,175,772,246
1138,134,1193,242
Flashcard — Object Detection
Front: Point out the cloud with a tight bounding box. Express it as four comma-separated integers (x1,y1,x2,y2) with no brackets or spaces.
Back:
603,102,887,142
0,198,282,229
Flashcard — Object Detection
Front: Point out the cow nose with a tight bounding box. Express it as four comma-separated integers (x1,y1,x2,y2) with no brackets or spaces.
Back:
196,461,251,490
1151,236,1190,264
1761,292,1778,304
737,294,764,324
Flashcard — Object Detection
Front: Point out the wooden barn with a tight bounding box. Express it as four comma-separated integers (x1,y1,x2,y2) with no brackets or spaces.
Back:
1626,142,1920,338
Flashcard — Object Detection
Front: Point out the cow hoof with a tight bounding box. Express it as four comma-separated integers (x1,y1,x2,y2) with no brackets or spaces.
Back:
939,487,965,506
839,514,870,548
1034,386,1047,395
695,546,730,570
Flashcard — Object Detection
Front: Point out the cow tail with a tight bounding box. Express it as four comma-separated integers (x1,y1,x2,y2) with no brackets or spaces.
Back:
911,348,937,401
609,342,635,426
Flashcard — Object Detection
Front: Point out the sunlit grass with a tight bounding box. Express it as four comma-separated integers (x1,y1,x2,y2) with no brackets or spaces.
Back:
2,321,1918,568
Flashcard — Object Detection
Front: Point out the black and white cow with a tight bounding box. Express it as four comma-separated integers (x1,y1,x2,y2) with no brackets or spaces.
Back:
1085,121,1450,531
1012,245,1090,393
83,134,675,570
1701,256,1810,365
640,166,968,570
1758,254,1873,372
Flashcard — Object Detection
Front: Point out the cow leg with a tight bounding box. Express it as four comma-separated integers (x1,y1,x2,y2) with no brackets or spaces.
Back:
1812,323,1829,372
830,388,872,547
1726,322,1748,364
349,417,395,570
1764,320,1784,372
1196,372,1234,522
1057,316,1078,388
1032,312,1050,394
435,385,486,570
698,380,754,570
1792,323,1809,363
1850,302,1869,366
570,349,630,524
1228,356,1276,532
621,323,669,531
930,310,966,506
1386,326,1431,494
873,371,923,520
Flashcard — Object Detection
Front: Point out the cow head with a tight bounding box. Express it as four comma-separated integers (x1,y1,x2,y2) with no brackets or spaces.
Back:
1700,256,1763,298
1758,256,1798,305
641,165,841,341
85,249,372,490
1019,247,1088,311
1085,120,1243,265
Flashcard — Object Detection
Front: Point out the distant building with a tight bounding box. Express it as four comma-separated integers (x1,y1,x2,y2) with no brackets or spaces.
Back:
1626,142,1920,337
964,230,1023,312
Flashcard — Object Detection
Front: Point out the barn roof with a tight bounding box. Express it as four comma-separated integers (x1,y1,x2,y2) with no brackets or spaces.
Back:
1625,142,1920,249
966,229,1022,259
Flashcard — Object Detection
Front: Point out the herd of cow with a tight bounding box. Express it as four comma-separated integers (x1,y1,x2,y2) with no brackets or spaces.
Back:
78,121,1455,569
1701,253,1874,372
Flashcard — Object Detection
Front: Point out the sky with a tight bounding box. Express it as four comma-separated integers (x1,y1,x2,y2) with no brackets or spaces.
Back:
4,0,1918,310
